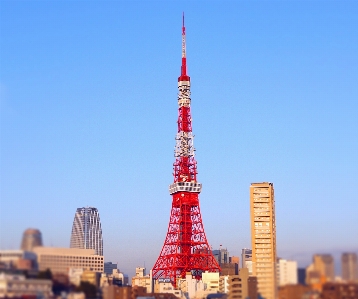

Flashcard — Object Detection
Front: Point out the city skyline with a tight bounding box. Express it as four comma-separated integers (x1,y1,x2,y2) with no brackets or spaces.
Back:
1,1,357,279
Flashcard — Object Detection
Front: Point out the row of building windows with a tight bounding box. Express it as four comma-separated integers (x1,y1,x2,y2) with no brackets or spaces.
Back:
253,198,269,202
41,255,103,260
253,208,270,212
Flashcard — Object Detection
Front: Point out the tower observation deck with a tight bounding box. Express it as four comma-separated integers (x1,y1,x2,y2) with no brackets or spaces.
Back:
151,14,220,287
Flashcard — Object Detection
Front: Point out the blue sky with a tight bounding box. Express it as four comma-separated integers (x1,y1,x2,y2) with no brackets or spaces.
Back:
1,1,357,278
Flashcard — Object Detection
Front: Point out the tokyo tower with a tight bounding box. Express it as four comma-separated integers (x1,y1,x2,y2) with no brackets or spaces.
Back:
152,14,220,286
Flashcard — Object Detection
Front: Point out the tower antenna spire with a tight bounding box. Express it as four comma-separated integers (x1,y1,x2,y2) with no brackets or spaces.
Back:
182,11,185,35
181,12,187,78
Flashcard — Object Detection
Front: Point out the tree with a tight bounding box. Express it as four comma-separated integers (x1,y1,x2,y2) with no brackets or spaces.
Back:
37,268,52,280
76,281,97,298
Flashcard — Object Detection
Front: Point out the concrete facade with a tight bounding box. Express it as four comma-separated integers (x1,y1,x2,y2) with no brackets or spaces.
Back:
33,247,104,274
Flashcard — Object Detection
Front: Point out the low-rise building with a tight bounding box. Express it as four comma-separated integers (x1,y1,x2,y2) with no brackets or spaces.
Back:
227,268,249,299
278,284,311,299
219,275,229,293
69,268,84,286
81,269,100,287
176,273,204,299
321,282,358,299
111,269,127,286
103,285,133,299
132,267,153,293
0,272,52,298
0,250,37,270
67,292,86,299
154,280,183,298
247,276,258,299
202,271,220,293
100,269,128,288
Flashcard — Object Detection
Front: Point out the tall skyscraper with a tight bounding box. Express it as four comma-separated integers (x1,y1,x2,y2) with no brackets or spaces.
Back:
250,182,277,299
342,253,357,282
20,228,43,251
70,207,103,256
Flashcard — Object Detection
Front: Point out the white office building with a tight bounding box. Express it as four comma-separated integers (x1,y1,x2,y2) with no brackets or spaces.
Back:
277,259,298,286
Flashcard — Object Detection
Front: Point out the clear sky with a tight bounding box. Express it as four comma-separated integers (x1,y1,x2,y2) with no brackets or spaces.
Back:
1,1,357,278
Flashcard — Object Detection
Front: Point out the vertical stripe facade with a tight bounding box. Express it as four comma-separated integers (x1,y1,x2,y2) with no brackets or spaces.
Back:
70,207,103,256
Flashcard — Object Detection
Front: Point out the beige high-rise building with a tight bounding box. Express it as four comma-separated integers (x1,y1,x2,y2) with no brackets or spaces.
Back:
313,254,334,281
250,182,277,299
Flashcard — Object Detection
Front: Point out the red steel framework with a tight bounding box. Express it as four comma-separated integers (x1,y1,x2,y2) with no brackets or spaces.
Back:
152,14,220,287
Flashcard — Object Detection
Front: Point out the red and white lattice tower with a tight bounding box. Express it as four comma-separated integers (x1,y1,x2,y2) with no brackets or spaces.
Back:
152,14,220,287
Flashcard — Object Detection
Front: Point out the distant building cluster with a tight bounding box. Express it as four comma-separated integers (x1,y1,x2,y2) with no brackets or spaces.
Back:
0,207,126,298
1,189,357,299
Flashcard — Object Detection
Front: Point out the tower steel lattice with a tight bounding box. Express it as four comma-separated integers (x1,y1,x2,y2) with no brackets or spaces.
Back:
152,14,220,287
